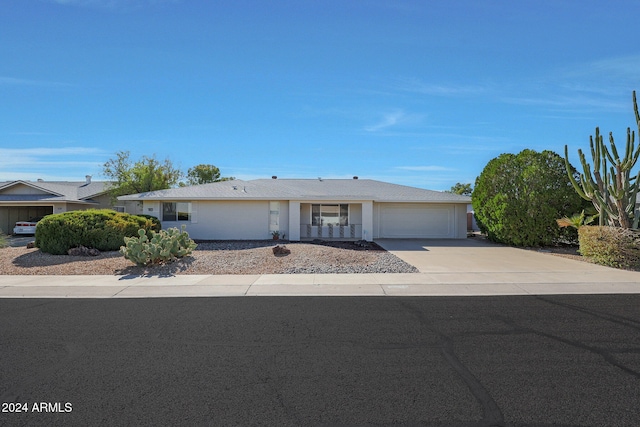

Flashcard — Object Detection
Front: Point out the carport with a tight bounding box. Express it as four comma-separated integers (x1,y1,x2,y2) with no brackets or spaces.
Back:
0,206,53,235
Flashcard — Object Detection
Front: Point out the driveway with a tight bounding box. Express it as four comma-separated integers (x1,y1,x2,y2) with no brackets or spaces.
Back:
376,237,637,274
5,235,35,248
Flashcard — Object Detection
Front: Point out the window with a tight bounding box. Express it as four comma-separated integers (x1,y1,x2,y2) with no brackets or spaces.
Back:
312,204,348,226
162,202,191,221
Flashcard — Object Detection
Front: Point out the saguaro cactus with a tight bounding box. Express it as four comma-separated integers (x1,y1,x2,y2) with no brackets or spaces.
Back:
564,91,640,229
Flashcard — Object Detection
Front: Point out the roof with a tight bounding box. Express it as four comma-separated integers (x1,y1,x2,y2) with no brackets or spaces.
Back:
118,179,471,203
0,180,111,204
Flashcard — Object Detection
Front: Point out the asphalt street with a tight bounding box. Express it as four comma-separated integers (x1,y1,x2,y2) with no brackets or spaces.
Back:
1,295,639,426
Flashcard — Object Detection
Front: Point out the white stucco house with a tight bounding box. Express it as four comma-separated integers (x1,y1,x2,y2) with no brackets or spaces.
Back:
118,177,471,241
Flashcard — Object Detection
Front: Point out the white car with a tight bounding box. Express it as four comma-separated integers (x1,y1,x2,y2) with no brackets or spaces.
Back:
13,217,44,235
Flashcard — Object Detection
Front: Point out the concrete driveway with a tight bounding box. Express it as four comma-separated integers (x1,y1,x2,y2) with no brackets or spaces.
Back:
376,237,637,274
5,235,35,248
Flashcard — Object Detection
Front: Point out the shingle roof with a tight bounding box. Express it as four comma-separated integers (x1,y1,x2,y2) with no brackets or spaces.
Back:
118,179,471,203
0,180,111,203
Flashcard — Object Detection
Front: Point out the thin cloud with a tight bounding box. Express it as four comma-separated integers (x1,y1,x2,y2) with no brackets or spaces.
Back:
0,76,71,87
364,111,406,132
0,147,105,157
572,55,640,83
0,147,108,175
500,55,640,113
393,78,488,97
50,0,179,10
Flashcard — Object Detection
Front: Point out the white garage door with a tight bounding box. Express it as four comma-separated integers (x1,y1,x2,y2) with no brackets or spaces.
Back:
379,204,454,238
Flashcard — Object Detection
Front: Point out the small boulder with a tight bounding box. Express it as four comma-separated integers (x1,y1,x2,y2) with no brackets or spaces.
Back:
272,245,291,256
26,242,35,249
354,240,371,248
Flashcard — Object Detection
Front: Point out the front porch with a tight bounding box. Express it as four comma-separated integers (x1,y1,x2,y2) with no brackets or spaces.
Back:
287,200,374,242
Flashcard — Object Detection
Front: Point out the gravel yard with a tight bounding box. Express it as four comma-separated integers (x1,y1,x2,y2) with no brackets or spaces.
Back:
0,240,419,276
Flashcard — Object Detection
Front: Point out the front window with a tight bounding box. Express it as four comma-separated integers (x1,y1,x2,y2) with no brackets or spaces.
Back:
162,202,191,221
312,204,348,226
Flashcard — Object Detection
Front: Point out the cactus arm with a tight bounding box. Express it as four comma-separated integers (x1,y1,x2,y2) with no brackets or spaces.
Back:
606,132,620,164
564,145,590,200
634,90,639,126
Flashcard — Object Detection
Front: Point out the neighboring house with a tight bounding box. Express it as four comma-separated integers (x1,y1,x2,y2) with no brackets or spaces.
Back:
0,176,113,234
118,177,472,241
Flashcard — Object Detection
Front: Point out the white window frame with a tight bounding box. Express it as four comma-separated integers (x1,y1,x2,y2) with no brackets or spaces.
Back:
162,202,192,222
311,204,349,226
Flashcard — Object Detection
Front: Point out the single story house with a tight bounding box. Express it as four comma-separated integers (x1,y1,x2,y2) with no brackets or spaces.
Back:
0,176,112,234
118,177,472,241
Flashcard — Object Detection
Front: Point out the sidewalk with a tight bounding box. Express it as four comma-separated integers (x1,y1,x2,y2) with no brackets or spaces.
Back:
1,270,639,298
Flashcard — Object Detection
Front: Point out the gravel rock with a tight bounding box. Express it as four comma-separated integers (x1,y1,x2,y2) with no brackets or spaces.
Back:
67,246,101,257
0,240,419,276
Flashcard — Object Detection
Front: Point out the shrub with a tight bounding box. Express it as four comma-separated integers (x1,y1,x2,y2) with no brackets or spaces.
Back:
578,226,640,269
0,230,7,249
35,209,161,255
120,225,197,267
472,149,586,246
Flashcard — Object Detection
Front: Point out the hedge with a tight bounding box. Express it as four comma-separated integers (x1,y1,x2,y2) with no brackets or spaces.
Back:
35,209,161,255
578,226,640,269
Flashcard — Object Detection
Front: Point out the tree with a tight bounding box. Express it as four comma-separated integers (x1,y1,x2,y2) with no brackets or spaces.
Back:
183,164,235,186
472,149,585,246
447,182,473,196
564,90,640,229
103,151,183,198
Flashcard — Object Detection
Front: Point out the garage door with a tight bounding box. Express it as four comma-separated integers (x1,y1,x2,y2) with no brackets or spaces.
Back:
379,204,454,238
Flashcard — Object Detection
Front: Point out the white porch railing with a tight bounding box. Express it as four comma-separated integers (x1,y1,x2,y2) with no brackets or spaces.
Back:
300,224,362,239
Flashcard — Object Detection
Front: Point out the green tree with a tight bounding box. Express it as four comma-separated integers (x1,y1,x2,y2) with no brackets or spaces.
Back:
472,149,585,246
103,151,183,198
447,182,473,196
184,164,235,186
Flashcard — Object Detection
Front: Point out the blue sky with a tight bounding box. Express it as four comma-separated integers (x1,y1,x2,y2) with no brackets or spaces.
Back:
2,0,640,190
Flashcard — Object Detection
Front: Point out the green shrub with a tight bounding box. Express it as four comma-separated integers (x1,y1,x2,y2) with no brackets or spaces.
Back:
578,226,640,269
120,225,197,267
0,230,7,249
35,209,161,255
472,149,586,246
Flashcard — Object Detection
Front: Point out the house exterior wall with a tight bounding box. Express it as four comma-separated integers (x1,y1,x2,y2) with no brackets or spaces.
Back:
142,200,289,240
288,201,300,241
120,200,144,215
64,203,93,212
350,204,363,225
131,199,467,241
91,193,114,209
362,201,373,241
300,203,312,226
